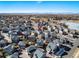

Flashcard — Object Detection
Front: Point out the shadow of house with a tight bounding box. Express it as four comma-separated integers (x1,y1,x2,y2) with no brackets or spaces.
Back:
55,48,65,57
27,45,36,56
60,45,71,51
54,45,69,57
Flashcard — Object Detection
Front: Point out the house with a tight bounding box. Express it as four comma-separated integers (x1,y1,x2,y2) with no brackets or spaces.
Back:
33,48,46,58
35,30,40,35
73,33,79,38
47,26,51,31
27,45,36,55
36,39,44,47
75,30,79,35
20,25,26,31
53,39,60,46
11,52,19,58
28,35,36,41
3,44,14,55
44,31,49,40
0,35,4,40
46,42,57,53
0,40,6,47
11,35,20,43
2,27,9,33
21,31,28,36
18,41,26,49
42,21,48,26
8,30,12,37
11,31,18,35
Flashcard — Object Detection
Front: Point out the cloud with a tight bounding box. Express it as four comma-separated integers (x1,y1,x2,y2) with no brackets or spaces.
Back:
37,1,42,4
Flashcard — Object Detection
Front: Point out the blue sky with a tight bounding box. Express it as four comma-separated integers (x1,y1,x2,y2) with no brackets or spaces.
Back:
0,1,79,13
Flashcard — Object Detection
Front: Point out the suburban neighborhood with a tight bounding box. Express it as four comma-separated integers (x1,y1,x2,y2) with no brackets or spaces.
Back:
0,14,79,58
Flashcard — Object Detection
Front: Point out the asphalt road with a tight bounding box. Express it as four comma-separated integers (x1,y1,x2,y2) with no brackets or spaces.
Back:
63,38,79,58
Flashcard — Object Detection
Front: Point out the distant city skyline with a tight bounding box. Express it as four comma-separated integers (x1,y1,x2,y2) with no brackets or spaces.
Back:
0,1,79,13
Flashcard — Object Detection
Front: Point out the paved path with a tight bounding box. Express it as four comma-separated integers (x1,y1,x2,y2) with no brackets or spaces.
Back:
73,48,79,58
20,48,30,58
1,33,12,43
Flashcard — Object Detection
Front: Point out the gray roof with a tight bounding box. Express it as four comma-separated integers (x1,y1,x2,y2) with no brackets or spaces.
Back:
36,39,44,46
22,31,28,36
0,40,6,44
11,31,17,35
18,41,25,48
46,42,57,52
11,36,19,43
53,39,60,45
2,27,9,32
3,44,13,54
11,52,19,58
33,48,45,58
